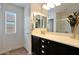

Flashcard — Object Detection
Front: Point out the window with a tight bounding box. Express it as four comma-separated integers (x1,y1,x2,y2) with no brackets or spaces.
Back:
5,11,16,33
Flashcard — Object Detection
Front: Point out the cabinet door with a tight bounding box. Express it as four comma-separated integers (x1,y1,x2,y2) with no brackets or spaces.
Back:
32,36,40,54
75,48,79,54
47,40,66,55
47,40,77,55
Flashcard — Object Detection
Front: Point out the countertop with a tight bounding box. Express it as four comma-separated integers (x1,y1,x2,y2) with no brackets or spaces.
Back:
32,32,79,48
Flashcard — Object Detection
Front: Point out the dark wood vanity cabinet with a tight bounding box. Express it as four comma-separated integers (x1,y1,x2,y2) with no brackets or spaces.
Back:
32,36,40,54
47,40,76,55
32,35,79,55
32,35,48,55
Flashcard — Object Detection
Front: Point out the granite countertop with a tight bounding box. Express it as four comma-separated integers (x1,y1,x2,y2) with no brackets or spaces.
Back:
32,32,79,48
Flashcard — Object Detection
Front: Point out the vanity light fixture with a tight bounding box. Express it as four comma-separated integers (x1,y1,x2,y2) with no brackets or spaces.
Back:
47,3,55,8
53,3,61,6
42,4,50,10
42,3,61,10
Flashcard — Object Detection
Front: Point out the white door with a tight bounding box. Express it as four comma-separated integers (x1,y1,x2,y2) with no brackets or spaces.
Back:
24,17,31,54
24,5,31,54
0,4,3,54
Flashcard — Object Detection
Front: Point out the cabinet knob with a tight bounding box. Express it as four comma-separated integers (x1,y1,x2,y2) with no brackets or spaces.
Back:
48,41,50,44
42,40,44,43
41,50,45,53
42,45,44,48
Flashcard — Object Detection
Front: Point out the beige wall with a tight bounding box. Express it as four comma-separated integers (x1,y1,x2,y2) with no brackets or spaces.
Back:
56,12,63,32
56,12,79,33
0,3,3,52
56,12,72,32
31,3,48,16
48,8,56,32
0,3,24,53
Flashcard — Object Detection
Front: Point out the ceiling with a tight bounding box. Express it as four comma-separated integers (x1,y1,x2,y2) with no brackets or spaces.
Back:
54,3,79,13
13,3,27,7
13,3,79,13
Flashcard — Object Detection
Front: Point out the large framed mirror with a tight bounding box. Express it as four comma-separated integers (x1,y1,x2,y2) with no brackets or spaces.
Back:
48,3,79,34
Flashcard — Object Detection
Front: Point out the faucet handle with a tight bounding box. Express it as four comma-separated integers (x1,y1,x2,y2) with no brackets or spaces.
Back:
41,30,45,35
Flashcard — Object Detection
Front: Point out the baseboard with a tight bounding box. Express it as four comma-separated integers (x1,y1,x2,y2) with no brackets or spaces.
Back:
0,45,24,54
23,47,32,55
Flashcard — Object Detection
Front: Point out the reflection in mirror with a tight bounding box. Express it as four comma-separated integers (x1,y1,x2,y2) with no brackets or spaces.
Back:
48,3,79,35
67,11,79,38
40,16,43,28
47,3,79,39
47,19,54,32
33,13,47,29
35,15,40,28
43,16,47,28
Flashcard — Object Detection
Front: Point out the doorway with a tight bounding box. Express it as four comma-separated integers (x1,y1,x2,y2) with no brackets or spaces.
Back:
48,19,54,32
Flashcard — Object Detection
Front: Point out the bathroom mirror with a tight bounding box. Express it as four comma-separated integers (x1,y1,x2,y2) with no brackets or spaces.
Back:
48,3,79,34
33,13,47,29
35,15,40,28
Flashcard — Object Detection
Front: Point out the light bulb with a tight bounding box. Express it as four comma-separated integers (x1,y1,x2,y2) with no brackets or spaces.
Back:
54,3,61,6
47,3,55,8
42,4,50,10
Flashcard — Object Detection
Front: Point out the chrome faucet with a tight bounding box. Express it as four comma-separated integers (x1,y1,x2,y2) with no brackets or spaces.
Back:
41,30,45,35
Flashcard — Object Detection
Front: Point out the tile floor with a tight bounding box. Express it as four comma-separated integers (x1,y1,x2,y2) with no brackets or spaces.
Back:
1,47,30,55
